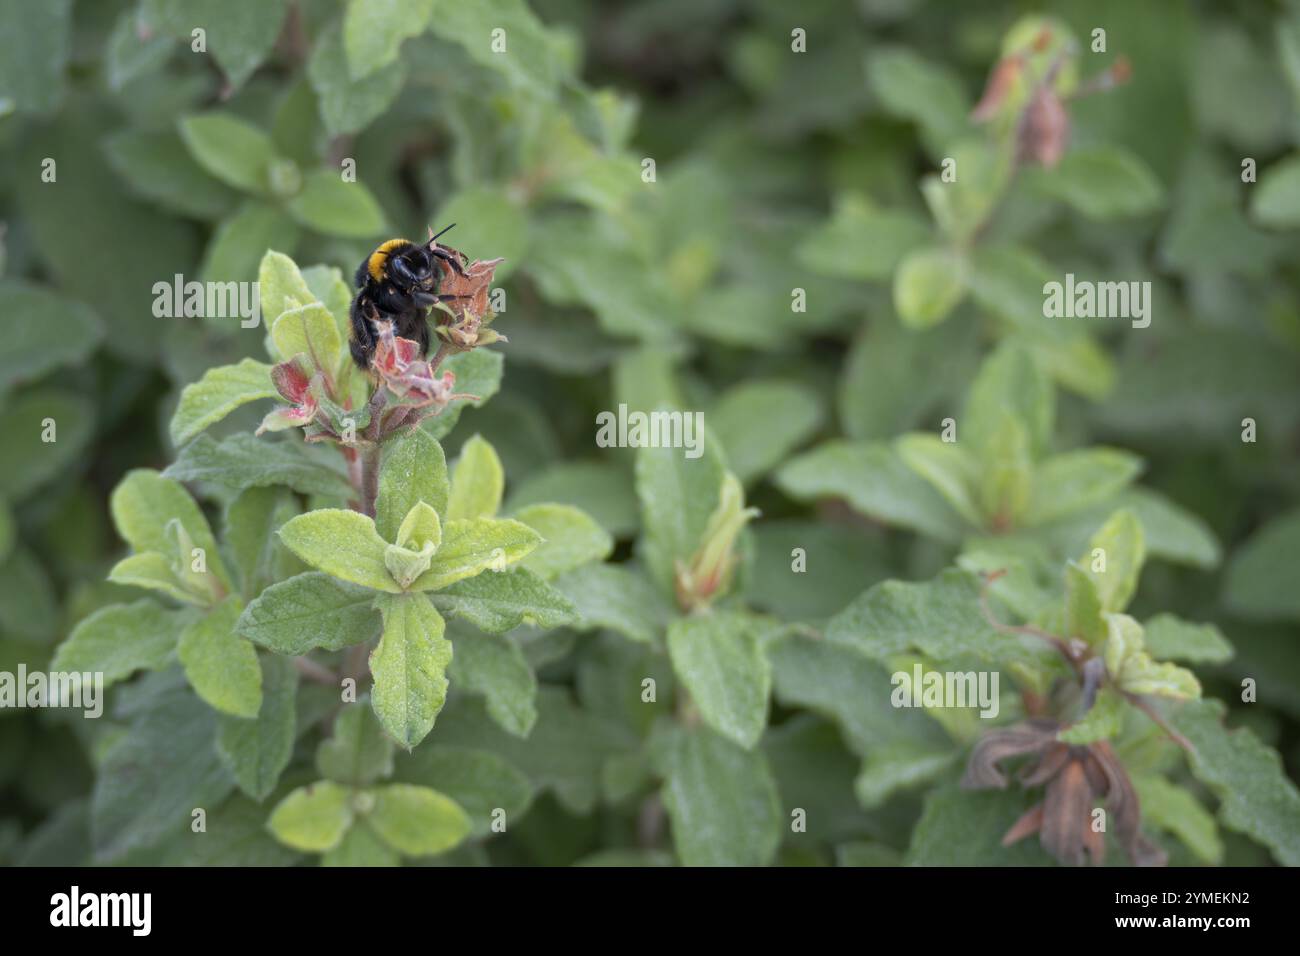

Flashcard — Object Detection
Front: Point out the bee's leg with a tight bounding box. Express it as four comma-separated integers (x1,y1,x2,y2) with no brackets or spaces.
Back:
349,298,378,369
430,247,466,276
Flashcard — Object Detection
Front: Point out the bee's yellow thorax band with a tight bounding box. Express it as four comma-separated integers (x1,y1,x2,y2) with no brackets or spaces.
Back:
367,239,410,282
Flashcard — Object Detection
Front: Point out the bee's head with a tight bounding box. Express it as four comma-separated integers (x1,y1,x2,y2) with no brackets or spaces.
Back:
388,245,436,290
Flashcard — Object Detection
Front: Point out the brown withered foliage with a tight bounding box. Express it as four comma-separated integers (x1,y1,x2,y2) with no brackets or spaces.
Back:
963,720,1166,867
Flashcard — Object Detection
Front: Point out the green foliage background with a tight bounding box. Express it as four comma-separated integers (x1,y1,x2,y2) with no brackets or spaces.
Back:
1,0,1299,867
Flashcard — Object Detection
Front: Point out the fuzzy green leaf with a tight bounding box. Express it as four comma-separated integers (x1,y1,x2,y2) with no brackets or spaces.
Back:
267,782,354,853
370,593,453,748
317,699,395,787
367,783,472,857
657,726,782,867
430,567,577,633
449,631,538,738
376,428,450,542
446,434,504,521
170,358,277,446
514,503,612,579
238,571,380,655
278,510,397,592
216,655,298,800
410,518,541,591
52,600,197,688
1171,699,1300,866
178,597,263,718
667,612,770,750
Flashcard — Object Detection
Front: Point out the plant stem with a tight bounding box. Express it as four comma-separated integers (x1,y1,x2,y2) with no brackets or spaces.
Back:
360,443,381,518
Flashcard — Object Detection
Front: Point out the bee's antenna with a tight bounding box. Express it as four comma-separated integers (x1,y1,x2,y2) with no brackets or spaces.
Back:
427,223,456,243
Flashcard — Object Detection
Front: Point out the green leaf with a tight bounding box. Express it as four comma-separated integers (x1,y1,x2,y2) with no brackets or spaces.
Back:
178,597,263,718
286,170,387,239
165,434,355,499
258,249,318,327
963,343,1053,459
179,112,279,195
428,688,629,813
1249,154,1300,228
0,280,102,395
92,677,235,860
317,699,395,787
1102,613,1200,700
321,820,398,867
0,0,71,114
411,518,542,591
376,428,449,542
52,600,196,688
1224,508,1300,621
170,358,277,446
446,434,504,521
109,469,230,587
776,441,966,542
238,571,380,655
0,546,59,642
866,47,969,155
1133,773,1223,865
370,593,453,748
1025,448,1142,525
906,787,1052,865
893,246,966,329
552,563,672,644
1080,509,1145,613
267,782,354,852
420,349,506,440
894,434,982,525
797,193,931,281
0,389,93,501
507,463,637,539
367,783,471,857
709,380,823,484
216,655,297,800
278,510,398,592
105,127,238,219
307,25,405,136
105,9,173,91
1063,562,1107,647
921,140,1010,244
667,613,770,750
270,302,342,372
1171,699,1300,866
657,726,782,866
393,746,533,837
1033,146,1164,220
827,569,1053,670
1142,614,1233,664
203,205,301,289
225,486,301,598
430,567,577,633
142,0,287,90
1058,688,1126,744
343,0,434,79
514,503,612,579
425,0,572,93
107,552,201,606
432,185,529,281
448,631,537,738
766,635,948,757
635,440,725,596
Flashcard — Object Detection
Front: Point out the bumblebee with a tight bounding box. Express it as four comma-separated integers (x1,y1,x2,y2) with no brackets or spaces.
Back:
349,224,466,370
